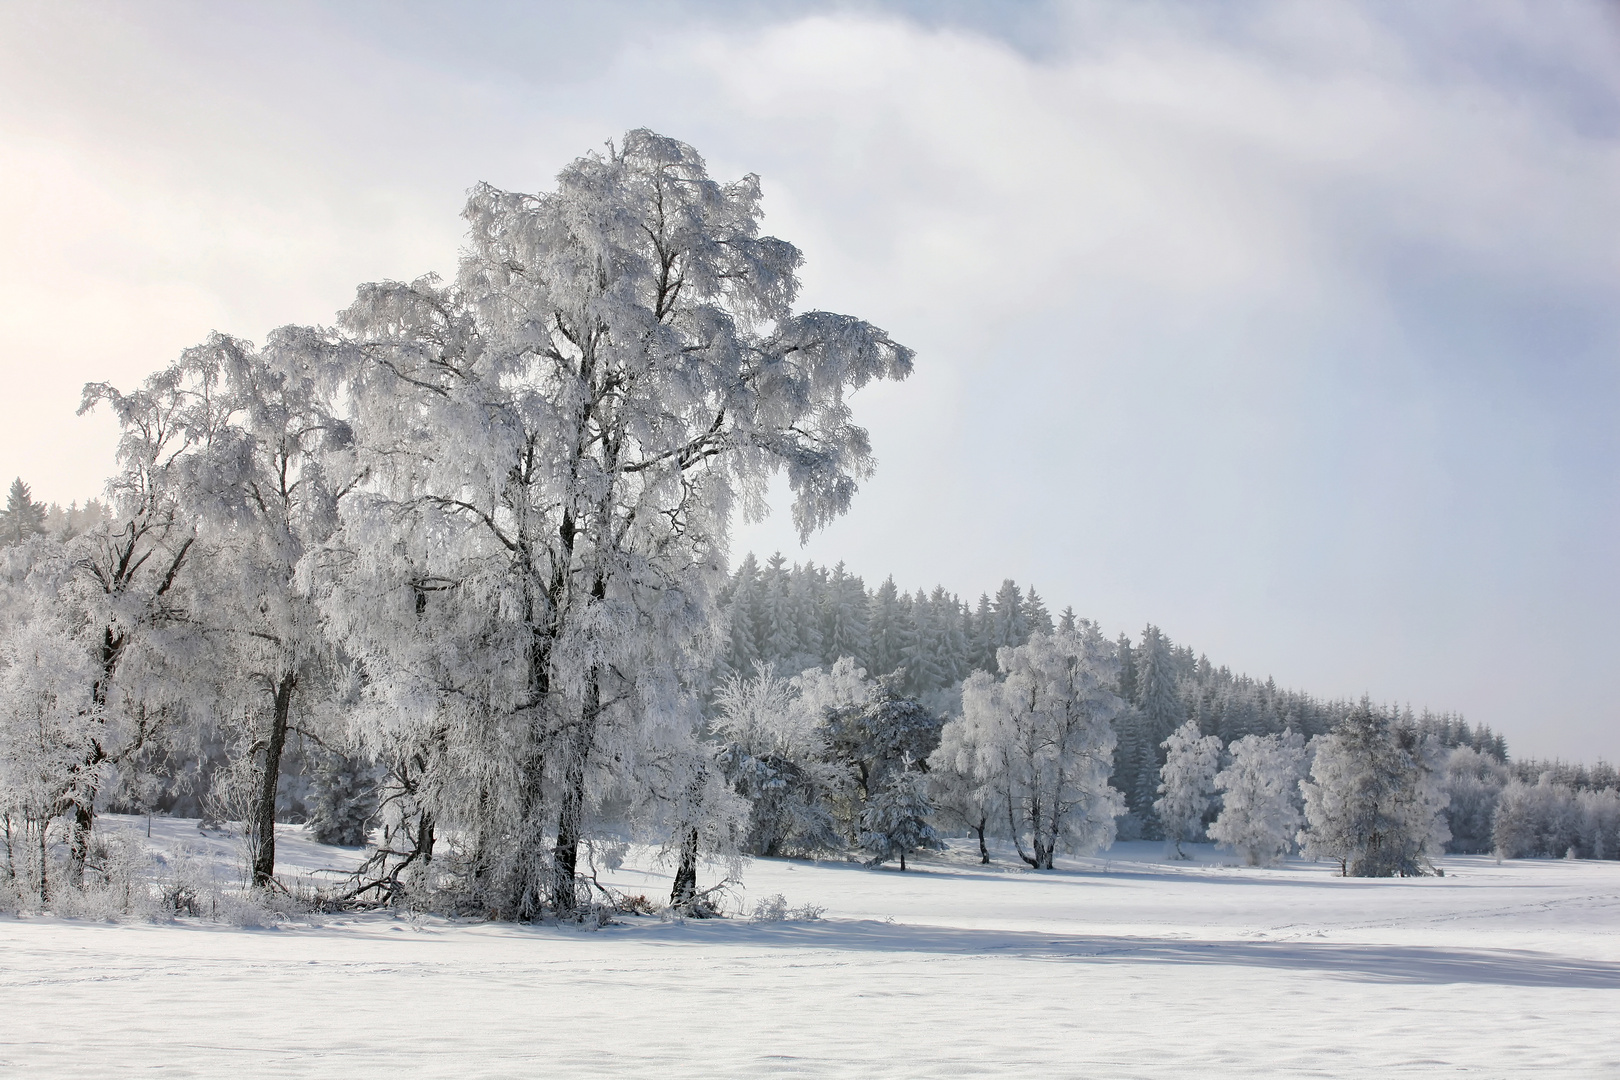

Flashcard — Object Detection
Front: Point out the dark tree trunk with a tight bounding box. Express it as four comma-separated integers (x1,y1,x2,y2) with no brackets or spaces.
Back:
550,687,595,916
899,849,906,871
974,816,989,864
250,672,295,889
670,825,699,908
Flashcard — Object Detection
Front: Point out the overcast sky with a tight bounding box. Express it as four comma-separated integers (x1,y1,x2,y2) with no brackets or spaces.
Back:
2,0,1617,760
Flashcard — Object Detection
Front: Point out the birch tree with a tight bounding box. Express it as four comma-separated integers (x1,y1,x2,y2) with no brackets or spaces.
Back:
327,130,912,917
1207,730,1306,866
1153,719,1221,859
958,629,1125,869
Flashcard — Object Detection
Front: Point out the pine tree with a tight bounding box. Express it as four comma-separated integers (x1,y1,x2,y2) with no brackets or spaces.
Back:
0,478,47,545
934,588,969,687
972,593,996,671
1022,587,1054,637
858,761,939,870
902,589,944,695
989,579,1028,652
823,562,870,668
868,576,907,678
761,552,796,665
724,555,764,677
791,563,825,666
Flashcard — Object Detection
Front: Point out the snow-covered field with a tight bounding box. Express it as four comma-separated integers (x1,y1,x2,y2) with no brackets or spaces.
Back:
3,817,1619,1078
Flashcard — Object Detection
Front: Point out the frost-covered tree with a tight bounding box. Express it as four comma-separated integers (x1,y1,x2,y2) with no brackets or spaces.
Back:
52,358,235,881
713,664,843,858
1492,776,1579,859
867,576,908,678
1439,745,1510,854
0,559,98,902
958,629,1124,869
988,579,1028,653
1299,701,1449,876
325,130,911,917
822,673,941,840
822,562,870,669
1207,731,1306,866
858,759,938,870
1153,719,1221,859
1576,787,1620,861
163,332,359,888
0,479,47,545
928,703,1003,863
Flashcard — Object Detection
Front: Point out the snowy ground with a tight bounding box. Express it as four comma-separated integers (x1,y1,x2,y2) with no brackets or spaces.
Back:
3,817,1619,1078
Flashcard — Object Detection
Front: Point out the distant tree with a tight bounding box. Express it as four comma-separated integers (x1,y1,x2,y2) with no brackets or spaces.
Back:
1207,731,1307,866
1021,587,1053,637
1439,746,1510,854
988,579,1028,653
1153,719,1221,858
1576,788,1620,860
1299,700,1449,876
0,479,46,545
959,629,1124,869
1492,776,1579,859
822,673,942,840
713,664,843,858
929,707,1003,863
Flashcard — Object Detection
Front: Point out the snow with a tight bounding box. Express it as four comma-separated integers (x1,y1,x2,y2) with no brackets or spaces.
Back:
3,816,1619,1077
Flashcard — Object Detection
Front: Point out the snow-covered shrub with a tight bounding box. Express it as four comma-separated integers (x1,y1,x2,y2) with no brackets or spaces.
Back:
1207,731,1307,866
50,832,157,920
748,893,824,922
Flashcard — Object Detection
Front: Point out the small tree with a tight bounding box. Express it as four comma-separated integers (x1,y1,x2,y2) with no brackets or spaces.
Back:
858,760,938,870
1299,700,1449,876
1153,719,1221,859
821,672,942,841
1207,731,1306,866
928,711,1002,864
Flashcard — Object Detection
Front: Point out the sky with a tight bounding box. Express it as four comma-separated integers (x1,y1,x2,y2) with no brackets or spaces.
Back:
1,0,1617,760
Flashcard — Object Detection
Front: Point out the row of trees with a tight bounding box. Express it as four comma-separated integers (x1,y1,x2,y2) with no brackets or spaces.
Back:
711,558,1511,841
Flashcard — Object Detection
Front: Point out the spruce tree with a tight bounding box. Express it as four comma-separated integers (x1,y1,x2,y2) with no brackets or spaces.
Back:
0,478,47,545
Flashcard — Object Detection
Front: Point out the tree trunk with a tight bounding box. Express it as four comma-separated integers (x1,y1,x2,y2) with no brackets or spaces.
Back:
67,799,96,889
550,690,595,916
670,825,699,908
899,848,906,871
37,820,49,904
974,816,989,864
250,671,295,889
